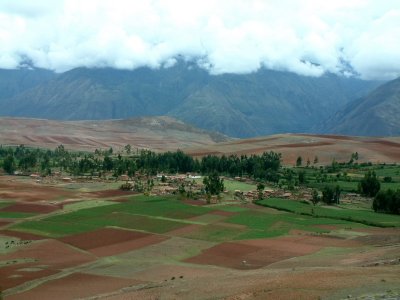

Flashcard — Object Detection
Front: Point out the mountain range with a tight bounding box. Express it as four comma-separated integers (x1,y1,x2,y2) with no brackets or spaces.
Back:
320,77,400,136
0,62,391,137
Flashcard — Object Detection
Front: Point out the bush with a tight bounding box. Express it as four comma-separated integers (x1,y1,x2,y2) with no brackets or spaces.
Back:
373,189,400,214
120,183,133,191
359,171,380,197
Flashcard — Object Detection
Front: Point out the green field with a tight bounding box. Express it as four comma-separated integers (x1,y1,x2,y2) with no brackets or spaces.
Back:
10,191,398,242
257,198,400,227
0,211,37,219
11,196,208,237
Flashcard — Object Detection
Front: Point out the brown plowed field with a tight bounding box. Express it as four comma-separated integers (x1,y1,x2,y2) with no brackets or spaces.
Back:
6,273,145,300
186,235,362,270
59,228,167,257
0,179,74,202
1,240,95,270
0,220,13,227
186,134,400,164
0,230,45,241
0,263,58,290
0,203,60,214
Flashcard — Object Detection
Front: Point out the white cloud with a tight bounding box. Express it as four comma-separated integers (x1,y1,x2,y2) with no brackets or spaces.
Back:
0,0,399,79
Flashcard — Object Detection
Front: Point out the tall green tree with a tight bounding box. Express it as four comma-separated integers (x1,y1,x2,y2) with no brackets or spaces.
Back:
3,155,15,174
359,171,380,197
203,172,224,196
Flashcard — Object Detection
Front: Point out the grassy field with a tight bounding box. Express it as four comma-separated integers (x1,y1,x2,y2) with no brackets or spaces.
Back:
0,211,37,219
300,164,400,193
11,192,395,241
257,198,400,227
223,179,257,192
11,196,211,237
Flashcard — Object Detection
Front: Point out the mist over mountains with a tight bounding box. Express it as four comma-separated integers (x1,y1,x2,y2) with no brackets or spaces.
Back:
0,62,387,137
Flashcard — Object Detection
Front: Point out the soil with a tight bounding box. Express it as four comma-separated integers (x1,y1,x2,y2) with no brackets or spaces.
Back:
59,228,168,257
1,239,95,270
0,230,45,241
0,263,58,290
0,203,60,214
186,235,362,270
0,178,74,202
6,272,145,300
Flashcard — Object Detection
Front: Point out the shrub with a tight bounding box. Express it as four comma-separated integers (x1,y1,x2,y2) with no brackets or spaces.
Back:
359,171,380,197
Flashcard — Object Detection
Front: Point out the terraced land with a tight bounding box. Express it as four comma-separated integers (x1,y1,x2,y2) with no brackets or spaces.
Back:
0,176,399,299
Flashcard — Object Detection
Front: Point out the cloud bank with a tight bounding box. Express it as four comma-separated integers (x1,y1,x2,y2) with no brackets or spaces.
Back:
0,0,399,80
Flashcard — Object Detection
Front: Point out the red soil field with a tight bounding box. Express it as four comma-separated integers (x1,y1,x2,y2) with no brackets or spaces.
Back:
0,179,74,202
1,240,95,270
0,220,13,227
0,230,45,241
0,203,60,214
0,263,58,290
7,272,145,300
90,235,167,257
186,235,362,270
60,228,168,257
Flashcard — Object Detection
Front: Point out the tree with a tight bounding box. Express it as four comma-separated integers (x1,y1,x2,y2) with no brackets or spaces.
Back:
311,189,320,206
3,155,15,174
359,171,380,197
296,156,302,167
333,185,341,204
298,171,306,184
373,189,400,214
203,172,224,196
124,144,132,154
257,182,265,200
322,186,334,204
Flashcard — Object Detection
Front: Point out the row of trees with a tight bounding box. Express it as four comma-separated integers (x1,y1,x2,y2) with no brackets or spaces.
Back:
0,145,282,181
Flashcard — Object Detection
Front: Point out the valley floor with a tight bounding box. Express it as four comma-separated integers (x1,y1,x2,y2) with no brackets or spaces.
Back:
0,175,399,300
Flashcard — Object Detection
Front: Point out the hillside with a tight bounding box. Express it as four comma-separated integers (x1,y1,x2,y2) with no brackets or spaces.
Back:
0,68,55,101
186,133,400,165
320,77,400,136
1,117,399,165
0,63,380,137
0,116,230,151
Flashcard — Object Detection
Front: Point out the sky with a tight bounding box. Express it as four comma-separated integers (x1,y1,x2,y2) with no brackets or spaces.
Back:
0,0,399,80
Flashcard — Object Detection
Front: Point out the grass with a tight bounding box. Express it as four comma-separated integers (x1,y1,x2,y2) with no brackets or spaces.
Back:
12,220,98,237
0,211,36,219
223,179,256,192
181,224,246,242
11,191,397,242
11,195,208,237
63,200,116,211
225,210,346,239
0,202,13,209
257,198,400,227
